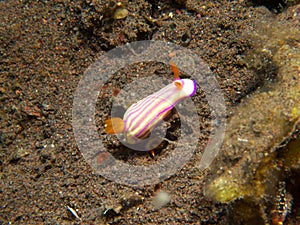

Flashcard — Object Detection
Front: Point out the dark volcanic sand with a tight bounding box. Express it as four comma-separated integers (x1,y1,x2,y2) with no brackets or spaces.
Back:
1,0,299,224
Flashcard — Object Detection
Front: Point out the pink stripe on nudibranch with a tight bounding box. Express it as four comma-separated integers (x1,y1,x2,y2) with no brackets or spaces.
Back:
135,104,174,137
124,84,175,130
126,91,174,132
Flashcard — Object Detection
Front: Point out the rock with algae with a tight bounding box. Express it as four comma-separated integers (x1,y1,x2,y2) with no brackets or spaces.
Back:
205,7,300,206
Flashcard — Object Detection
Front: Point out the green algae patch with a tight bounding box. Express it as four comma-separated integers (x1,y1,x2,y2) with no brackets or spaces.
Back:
292,106,300,119
205,18,300,204
205,176,250,203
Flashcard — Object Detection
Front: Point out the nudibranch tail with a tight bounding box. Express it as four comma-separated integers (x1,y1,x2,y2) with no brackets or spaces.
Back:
104,117,125,134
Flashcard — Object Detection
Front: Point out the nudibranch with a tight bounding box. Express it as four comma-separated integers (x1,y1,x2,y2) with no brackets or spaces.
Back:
104,62,196,149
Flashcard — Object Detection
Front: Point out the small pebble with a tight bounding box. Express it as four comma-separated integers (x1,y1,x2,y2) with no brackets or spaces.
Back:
113,7,129,20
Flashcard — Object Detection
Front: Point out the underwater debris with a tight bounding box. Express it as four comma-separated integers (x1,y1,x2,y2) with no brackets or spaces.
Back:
205,40,300,203
102,1,129,20
271,181,292,225
103,205,122,217
102,194,144,218
151,190,171,210
112,5,129,20
66,205,81,221
250,0,300,13
204,5,300,222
